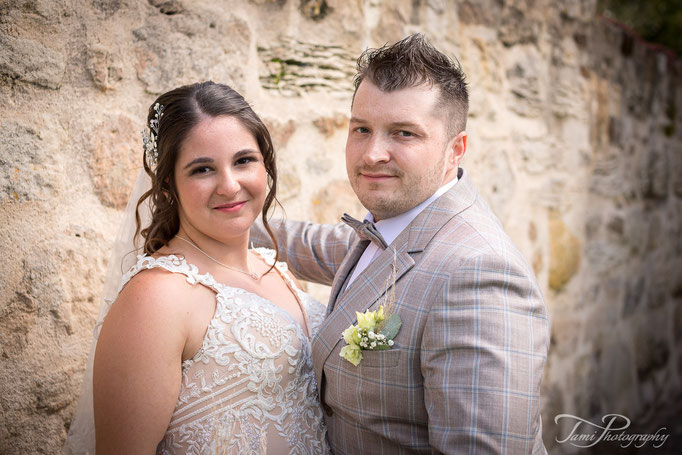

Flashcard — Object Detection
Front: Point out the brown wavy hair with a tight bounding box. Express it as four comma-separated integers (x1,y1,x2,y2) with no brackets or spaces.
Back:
135,81,279,263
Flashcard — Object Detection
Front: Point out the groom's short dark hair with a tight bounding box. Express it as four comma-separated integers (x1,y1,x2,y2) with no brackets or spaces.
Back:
353,33,469,138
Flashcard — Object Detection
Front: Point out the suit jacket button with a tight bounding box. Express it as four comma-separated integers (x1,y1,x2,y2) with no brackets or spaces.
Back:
323,404,333,416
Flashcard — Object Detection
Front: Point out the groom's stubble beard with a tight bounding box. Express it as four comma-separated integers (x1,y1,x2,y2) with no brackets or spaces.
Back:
349,147,449,221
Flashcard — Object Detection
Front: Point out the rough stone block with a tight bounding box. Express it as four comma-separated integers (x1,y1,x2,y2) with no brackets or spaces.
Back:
646,279,667,310
549,314,580,357
639,146,669,200
0,296,38,359
134,10,250,94
456,0,502,26
0,35,65,89
35,369,76,413
92,0,123,17
313,113,348,138
150,0,184,16
87,45,123,91
598,338,636,416
669,143,682,198
464,145,515,219
622,276,645,318
276,165,301,201
548,211,581,291
570,353,602,418
0,121,42,202
505,47,544,118
89,115,140,209
249,0,287,4
518,139,557,175
263,118,296,150
498,5,540,47
634,317,671,381
258,37,355,95
300,0,331,21
605,214,624,236
531,248,543,276
311,179,364,224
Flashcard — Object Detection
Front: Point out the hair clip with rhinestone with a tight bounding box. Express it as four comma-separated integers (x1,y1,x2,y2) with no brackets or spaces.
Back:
141,102,164,169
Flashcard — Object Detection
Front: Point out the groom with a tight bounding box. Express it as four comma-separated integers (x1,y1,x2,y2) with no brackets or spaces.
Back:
254,34,549,454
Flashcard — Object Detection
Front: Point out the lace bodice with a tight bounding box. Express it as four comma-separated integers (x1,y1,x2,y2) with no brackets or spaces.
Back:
118,249,329,455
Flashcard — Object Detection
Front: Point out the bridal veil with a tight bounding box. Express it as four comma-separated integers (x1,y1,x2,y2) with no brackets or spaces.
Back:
63,168,152,454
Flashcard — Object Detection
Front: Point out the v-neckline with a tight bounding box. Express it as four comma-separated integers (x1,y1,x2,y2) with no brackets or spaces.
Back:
170,252,312,341
249,249,311,339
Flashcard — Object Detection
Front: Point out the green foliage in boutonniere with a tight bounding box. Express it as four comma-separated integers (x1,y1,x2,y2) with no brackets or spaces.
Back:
339,249,402,366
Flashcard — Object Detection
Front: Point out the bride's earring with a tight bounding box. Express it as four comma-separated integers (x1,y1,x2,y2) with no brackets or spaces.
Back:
162,189,174,206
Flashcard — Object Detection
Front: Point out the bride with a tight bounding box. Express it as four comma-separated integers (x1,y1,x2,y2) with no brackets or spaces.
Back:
64,81,329,454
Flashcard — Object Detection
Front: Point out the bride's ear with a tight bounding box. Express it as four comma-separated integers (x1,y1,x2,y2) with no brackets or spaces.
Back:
161,189,173,206
162,191,174,205
162,177,171,201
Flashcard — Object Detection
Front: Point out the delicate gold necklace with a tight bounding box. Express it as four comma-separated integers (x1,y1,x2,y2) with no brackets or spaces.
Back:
175,235,261,280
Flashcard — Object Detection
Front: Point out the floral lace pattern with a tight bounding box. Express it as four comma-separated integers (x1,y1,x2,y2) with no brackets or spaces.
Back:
119,250,329,455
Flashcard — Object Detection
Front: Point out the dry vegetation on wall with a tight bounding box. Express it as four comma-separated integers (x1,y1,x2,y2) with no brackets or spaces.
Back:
0,0,681,453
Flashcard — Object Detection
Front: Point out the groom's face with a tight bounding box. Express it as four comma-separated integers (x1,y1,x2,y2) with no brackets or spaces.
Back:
346,80,460,221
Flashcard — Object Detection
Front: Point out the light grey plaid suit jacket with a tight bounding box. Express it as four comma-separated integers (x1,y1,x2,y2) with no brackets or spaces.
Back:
252,168,549,454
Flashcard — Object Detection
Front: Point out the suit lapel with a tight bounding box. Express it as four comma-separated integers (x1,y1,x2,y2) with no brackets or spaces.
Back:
311,238,414,388
327,237,369,314
312,237,368,387
312,168,479,389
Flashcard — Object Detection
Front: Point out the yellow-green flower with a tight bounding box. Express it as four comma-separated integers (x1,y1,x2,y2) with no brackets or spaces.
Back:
356,310,375,330
356,306,387,331
376,305,386,322
342,325,361,345
339,344,363,366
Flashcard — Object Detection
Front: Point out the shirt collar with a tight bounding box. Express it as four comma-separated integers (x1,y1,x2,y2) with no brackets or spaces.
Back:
364,176,458,246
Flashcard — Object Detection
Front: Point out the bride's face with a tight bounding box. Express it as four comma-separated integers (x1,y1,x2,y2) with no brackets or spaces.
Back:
173,115,267,244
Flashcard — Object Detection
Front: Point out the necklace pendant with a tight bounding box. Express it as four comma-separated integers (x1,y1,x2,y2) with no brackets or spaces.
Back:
250,272,261,280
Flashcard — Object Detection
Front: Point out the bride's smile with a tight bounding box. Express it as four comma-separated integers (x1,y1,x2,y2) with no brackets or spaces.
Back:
213,200,248,212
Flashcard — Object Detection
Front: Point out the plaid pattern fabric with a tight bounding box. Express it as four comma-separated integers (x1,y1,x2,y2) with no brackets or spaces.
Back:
250,168,549,454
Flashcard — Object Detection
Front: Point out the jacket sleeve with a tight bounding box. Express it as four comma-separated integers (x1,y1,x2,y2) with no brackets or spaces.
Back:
420,252,550,454
250,218,355,286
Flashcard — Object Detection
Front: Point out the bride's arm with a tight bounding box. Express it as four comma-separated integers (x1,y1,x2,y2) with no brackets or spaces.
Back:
93,270,188,454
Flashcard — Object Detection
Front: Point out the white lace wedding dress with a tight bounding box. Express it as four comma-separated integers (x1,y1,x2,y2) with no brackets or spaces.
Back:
119,248,329,455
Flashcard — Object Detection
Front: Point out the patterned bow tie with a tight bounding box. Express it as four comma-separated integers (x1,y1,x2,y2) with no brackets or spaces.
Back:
341,213,388,249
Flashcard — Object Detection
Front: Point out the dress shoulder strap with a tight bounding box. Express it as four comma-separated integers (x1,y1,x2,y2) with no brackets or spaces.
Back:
117,254,222,295
93,255,221,342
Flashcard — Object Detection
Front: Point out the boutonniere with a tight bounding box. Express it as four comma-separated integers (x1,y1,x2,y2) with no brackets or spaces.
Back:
339,249,402,366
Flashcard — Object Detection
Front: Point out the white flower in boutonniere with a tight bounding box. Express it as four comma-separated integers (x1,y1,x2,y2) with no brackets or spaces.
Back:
339,305,402,366
339,249,402,366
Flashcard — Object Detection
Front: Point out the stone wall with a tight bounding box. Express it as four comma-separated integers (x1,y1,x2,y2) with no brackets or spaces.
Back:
0,0,680,453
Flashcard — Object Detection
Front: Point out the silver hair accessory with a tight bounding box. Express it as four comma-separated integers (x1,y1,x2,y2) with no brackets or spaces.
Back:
142,102,164,169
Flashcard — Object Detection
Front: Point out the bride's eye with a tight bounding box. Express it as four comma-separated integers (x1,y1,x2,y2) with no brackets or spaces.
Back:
235,156,257,166
190,166,212,175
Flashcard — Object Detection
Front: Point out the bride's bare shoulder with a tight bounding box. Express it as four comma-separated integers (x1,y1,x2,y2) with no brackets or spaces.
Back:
114,259,212,315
